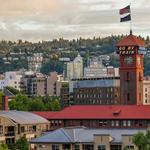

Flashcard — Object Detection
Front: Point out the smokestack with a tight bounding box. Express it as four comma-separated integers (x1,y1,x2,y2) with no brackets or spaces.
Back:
2,96,8,111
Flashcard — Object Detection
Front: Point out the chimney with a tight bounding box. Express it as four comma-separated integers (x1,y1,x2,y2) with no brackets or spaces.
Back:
2,96,8,111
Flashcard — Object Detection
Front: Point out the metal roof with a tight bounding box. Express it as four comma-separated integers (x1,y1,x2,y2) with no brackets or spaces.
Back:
0,111,49,124
31,127,145,144
34,105,150,120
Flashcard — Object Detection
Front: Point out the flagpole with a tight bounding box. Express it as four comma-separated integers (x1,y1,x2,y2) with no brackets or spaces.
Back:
130,2,132,35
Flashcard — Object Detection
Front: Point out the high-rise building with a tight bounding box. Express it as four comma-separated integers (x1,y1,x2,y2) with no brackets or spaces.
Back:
65,54,83,80
117,33,146,105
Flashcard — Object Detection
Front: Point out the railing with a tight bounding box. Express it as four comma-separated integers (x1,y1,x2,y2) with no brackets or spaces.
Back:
5,131,15,136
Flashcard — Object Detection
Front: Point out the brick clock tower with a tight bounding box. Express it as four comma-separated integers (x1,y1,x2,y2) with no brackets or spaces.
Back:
117,33,146,105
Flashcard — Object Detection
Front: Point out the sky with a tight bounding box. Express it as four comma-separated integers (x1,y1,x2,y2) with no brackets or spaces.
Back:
0,0,149,41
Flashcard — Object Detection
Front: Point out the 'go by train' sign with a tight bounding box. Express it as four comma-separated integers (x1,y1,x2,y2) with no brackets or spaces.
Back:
117,46,147,55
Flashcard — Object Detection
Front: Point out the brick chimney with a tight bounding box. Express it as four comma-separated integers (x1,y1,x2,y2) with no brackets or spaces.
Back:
2,96,8,111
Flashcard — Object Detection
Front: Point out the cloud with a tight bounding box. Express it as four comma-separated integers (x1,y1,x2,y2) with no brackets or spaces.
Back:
0,0,149,41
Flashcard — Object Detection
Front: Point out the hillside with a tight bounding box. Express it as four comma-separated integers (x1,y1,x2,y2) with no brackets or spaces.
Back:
0,35,150,75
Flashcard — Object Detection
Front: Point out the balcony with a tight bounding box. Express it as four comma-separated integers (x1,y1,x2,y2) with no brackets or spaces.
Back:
5,131,15,136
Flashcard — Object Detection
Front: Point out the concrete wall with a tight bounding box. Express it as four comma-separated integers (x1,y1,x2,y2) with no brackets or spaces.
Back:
122,135,138,150
94,134,110,150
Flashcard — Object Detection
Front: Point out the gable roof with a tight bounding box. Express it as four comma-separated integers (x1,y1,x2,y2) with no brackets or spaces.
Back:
30,127,145,144
117,34,145,47
0,111,49,124
33,105,150,120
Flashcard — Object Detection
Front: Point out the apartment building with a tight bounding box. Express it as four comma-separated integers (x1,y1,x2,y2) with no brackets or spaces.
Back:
21,72,65,96
0,71,23,91
0,111,49,145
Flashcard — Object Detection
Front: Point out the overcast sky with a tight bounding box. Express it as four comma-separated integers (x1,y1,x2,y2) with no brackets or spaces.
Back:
0,0,149,41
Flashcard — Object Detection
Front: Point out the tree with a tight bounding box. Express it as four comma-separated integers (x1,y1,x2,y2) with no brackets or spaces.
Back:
15,137,29,150
6,86,20,95
9,94,30,111
0,143,8,150
133,129,150,150
7,137,29,150
40,60,64,75
9,94,61,111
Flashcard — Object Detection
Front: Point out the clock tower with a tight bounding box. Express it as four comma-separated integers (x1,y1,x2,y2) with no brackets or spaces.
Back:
117,33,146,105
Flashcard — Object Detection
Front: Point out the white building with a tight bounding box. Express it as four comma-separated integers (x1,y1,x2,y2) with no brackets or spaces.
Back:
66,54,83,80
0,71,23,91
84,57,119,78
27,53,43,72
84,57,107,78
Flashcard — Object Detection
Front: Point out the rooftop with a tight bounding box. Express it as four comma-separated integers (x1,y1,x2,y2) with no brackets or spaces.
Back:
30,127,145,144
117,34,145,47
34,105,150,120
0,110,49,124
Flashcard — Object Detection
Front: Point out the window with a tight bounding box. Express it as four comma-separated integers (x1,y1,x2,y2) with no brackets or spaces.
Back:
52,144,59,150
98,145,105,150
116,120,119,127
127,120,131,127
123,120,127,127
127,93,130,101
74,145,80,150
126,72,130,80
111,121,115,127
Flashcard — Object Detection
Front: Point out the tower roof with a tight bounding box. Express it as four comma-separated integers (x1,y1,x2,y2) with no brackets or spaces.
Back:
117,34,145,47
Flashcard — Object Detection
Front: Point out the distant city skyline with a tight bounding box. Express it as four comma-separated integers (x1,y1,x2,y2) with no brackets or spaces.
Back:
0,0,149,41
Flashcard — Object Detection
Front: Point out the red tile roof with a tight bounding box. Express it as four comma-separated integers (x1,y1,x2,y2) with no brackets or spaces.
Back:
33,105,150,120
117,34,145,46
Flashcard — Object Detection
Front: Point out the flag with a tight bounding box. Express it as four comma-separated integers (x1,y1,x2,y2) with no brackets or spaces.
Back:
119,5,130,15
120,14,131,22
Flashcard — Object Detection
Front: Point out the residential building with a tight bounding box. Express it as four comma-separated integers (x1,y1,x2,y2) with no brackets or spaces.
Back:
21,72,46,96
21,71,65,96
30,126,143,150
34,105,150,130
0,71,23,91
0,111,49,145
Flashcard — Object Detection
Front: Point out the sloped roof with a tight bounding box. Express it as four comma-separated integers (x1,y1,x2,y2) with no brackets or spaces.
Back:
30,127,145,144
0,111,49,124
117,34,145,47
33,105,150,120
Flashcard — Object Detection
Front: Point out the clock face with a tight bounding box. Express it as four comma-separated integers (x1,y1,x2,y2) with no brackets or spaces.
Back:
124,56,133,65
137,56,141,65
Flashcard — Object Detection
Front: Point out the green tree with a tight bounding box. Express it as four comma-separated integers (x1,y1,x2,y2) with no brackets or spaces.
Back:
40,60,64,75
15,137,29,150
9,94,30,111
7,137,29,150
0,143,8,150
6,86,20,95
9,94,61,111
29,98,46,111
133,129,150,150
